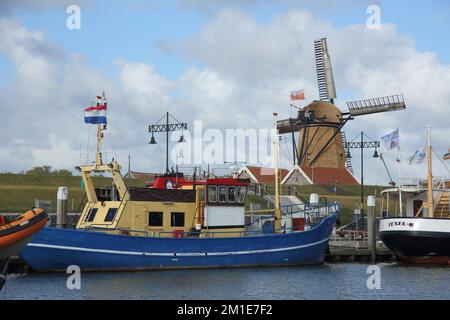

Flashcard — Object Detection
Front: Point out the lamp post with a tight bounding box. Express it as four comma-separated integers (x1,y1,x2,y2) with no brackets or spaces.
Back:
344,132,380,229
149,112,187,174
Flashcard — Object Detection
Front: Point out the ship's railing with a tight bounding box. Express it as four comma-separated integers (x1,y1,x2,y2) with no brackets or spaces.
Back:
245,201,340,217
79,151,116,166
84,217,336,239
157,230,258,238
282,201,340,216
400,177,449,191
85,226,257,238
246,201,340,235
153,225,331,238
87,226,151,236
85,226,284,238
280,201,340,227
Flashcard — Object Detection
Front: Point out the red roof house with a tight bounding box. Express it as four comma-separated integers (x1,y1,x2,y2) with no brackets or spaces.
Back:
238,165,289,184
300,166,359,185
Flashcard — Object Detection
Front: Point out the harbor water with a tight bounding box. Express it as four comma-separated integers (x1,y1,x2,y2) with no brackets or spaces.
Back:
2,263,449,300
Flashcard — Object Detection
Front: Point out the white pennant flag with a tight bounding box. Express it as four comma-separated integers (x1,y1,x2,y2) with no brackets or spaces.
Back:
381,129,399,150
408,147,426,165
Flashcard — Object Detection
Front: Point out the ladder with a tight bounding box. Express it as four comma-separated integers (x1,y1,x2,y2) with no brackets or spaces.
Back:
341,131,354,174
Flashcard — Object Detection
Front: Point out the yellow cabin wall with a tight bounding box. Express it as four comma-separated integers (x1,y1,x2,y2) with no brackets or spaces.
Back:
75,191,245,238
76,201,121,229
77,200,197,237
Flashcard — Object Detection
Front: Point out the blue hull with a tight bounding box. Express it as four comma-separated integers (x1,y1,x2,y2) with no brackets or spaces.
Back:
19,213,337,271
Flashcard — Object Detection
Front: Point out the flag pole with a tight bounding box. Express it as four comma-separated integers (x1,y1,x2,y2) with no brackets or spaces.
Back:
95,95,106,167
95,124,103,166
397,128,403,216
273,113,282,233
427,125,434,218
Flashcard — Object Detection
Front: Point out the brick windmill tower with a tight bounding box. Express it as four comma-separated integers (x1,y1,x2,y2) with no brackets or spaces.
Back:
277,38,406,185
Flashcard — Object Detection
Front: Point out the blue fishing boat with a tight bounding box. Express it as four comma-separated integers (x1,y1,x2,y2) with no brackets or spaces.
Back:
19,94,340,272
20,211,337,271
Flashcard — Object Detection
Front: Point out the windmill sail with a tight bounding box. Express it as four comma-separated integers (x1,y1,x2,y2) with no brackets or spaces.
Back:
347,94,406,117
314,38,337,102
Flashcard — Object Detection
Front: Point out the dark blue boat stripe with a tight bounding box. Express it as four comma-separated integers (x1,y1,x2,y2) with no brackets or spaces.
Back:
26,237,329,257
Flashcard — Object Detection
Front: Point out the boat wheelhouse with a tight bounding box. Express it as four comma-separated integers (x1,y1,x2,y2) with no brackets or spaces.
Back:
76,169,251,238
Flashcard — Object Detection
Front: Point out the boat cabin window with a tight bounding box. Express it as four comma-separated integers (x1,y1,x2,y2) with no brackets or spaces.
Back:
237,186,247,204
85,208,98,222
148,212,163,227
104,208,118,222
228,186,236,203
208,185,217,203
218,186,227,203
207,185,247,204
171,212,185,227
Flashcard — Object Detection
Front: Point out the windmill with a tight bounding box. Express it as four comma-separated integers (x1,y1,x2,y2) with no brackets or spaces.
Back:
277,38,406,185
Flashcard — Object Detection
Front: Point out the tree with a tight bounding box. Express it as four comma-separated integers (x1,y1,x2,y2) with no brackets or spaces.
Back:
26,166,52,175
53,169,72,176
25,166,73,176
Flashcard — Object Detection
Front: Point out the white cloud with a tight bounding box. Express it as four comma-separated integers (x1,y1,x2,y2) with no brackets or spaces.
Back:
0,17,172,173
0,9,449,185
167,9,450,182
119,61,175,116
31,135,80,168
176,9,324,85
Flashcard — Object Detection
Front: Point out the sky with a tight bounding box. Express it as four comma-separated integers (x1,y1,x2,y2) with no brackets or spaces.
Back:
0,0,449,185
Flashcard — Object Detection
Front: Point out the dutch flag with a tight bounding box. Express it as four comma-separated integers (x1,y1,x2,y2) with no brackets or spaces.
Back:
84,99,107,125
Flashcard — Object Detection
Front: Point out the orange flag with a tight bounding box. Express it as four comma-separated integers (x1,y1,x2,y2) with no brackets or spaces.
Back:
290,89,305,101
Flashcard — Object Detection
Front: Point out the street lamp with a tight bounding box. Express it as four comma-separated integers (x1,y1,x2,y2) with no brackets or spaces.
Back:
177,127,186,143
148,112,187,174
149,133,157,145
344,132,380,229
373,147,379,158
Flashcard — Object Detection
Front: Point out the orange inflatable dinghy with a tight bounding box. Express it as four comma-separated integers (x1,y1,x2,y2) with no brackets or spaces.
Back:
0,208,48,259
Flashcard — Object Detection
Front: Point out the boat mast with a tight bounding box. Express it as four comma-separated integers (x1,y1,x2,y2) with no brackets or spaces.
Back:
397,128,403,216
78,93,128,204
273,113,282,232
95,92,107,167
95,124,104,167
427,125,434,218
